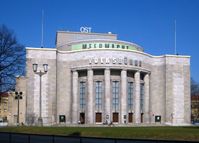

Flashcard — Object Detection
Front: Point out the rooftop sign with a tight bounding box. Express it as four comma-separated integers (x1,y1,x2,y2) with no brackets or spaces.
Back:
80,27,92,33
71,42,140,51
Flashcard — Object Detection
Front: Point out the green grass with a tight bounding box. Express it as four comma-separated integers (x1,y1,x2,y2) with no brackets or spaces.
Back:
0,126,199,141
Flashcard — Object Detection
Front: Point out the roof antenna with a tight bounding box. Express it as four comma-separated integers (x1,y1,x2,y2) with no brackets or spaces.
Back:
174,19,178,55
41,9,44,48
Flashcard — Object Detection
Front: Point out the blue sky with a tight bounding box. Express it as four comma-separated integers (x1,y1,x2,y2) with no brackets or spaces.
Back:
0,0,199,81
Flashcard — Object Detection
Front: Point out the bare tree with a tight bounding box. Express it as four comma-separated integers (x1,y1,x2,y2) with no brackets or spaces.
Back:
0,25,25,93
191,78,199,96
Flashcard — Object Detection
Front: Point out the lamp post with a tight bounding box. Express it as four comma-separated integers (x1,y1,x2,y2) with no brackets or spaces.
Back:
15,91,23,125
32,63,48,126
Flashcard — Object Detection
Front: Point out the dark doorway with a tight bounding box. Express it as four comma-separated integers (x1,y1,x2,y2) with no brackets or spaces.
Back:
80,113,85,124
113,112,119,123
96,112,102,123
141,113,144,123
128,113,133,123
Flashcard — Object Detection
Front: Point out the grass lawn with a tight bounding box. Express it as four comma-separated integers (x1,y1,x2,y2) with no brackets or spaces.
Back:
0,126,199,141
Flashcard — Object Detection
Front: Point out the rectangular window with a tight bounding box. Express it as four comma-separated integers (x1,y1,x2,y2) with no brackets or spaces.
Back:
128,82,134,110
112,81,120,112
95,81,103,111
82,44,87,49
140,83,144,112
139,61,142,67
105,44,109,48
80,81,86,110
135,60,138,66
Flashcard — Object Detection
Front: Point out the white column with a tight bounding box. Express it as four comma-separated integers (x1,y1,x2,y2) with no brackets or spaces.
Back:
105,68,111,123
72,70,78,124
121,70,127,124
87,69,94,124
134,71,141,123
144,74,150,123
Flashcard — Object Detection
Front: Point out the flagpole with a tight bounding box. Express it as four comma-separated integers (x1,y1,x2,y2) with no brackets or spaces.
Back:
174,20,177,55
41,10,44,48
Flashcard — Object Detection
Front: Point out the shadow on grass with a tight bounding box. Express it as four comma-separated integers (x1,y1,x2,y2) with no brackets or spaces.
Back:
182,126,199,129
68,132,81,137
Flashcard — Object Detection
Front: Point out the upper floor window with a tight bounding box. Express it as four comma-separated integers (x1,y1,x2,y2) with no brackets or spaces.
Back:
95,81,103,111
80,81,86,110
128,82,134,111
140,83,144,112
112,81,120,112
135,60,138,66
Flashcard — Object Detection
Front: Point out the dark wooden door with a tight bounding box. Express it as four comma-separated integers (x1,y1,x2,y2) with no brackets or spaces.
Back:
141,113,144,123
96,113,102,123
80,113,85,124
113,112,119,122
128,113,133,123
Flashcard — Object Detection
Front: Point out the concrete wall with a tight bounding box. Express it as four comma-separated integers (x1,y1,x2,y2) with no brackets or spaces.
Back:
165,56,190,125
26,48,57,125
56,31,117,49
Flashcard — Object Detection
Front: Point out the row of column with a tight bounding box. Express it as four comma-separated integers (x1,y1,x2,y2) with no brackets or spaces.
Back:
72,68,150,124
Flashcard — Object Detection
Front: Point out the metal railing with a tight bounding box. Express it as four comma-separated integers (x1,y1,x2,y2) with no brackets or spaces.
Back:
0,132,197,143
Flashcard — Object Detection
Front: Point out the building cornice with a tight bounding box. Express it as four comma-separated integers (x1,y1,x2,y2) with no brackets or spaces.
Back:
26,47,190,59
56,31,117,36
57,48,190,58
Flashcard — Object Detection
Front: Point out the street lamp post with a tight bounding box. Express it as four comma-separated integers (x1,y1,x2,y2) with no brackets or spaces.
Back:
15,91,23,125
32,63,48,126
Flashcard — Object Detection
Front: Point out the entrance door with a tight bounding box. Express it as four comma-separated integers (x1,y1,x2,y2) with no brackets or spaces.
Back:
128,113,133,123
80,113,85,124
113,112,119,123
141,113,144,123
96,113,102,123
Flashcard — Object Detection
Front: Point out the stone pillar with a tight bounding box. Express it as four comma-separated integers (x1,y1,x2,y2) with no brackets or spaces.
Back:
121,70,127,124
144,74,150,123
104,68,111,123
134,71,141,123
87,69,94,124
72,70,78,124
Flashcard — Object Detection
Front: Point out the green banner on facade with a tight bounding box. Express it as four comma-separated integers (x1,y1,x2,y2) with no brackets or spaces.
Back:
71,42,139,51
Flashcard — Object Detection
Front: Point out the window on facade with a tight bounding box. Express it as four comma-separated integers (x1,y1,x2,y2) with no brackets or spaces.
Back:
95,81,102,111
135,60,138,66
140,83,144,112
112,81,120,112
80,81,86,110
139,61,142,67
105,44,109,48
128,82,134,111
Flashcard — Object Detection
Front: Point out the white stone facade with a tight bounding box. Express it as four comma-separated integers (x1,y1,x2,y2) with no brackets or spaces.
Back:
24,31,191,126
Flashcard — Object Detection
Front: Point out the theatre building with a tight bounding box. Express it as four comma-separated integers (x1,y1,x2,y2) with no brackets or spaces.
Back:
24,30,191,126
